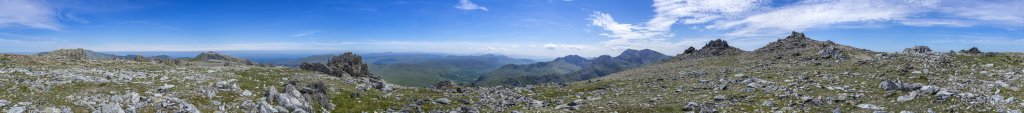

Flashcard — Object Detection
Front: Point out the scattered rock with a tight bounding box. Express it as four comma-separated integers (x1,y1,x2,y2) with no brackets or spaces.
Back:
919,86,939,95
857,104,885,110
435,98,452,104
6,106,25,113
897,92,917,102
936,90,955,101
715,95,727,101
241,90,253,97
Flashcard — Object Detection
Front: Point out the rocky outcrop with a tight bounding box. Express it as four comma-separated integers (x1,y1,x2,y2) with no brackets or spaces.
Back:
683,47,696,54
673,39,745,60
250,82,334,113
960,47,983,54
300,52,374,78
433,80,458,89
193,51,252,63
819,46,844,59
902,46,932,54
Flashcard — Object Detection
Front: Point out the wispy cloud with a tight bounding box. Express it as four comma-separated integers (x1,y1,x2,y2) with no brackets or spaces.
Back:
709,0,934,36
291,30,321,37
455,0,489,11
898,19,972,27
0,0,61,30
0,32,73,51
589,0,765,51
588,0,1024,52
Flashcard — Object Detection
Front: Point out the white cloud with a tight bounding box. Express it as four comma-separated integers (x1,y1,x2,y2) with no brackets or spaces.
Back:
708,0,936,36
543,43,589,50
0,0,60,30
940,0,1024,26
455,0,489,11
589,0,765,49
587,0,1024,53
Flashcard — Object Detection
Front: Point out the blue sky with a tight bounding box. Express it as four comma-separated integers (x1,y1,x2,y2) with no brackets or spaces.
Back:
0,0,1022,59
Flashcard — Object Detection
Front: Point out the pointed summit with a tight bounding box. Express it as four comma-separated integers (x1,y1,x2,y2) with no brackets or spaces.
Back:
615,49,669,64
786,31,807,39
554,55,591,67
753,31,872,60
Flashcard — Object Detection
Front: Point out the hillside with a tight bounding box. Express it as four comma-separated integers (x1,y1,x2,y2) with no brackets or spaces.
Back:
37,48,131,60
535,32,1024,112
476,49,669,86
2,32,1023,112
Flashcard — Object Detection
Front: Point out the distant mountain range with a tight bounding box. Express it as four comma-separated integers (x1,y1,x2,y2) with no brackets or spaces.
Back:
475,49,670,86
270,53,537,87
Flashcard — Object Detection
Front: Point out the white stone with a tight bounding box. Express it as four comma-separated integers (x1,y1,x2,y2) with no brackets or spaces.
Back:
6,106,25,113
857,104,885,110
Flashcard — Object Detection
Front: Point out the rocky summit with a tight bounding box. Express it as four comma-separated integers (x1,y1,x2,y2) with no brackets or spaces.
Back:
1,32,1023,113
300,52,374,78
673,39,745,60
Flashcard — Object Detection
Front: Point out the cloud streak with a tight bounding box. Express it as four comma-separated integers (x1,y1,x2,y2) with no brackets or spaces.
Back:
455,0,489,11
588,0,1024,52
0,0,60,30
291,30,321,37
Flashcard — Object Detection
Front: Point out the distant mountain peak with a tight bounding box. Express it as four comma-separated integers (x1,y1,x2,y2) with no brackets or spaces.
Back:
194,51,251,63
38,48,123,60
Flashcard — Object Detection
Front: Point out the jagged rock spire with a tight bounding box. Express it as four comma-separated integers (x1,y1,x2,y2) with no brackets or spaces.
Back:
703,39,731,50
683,47,696,54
